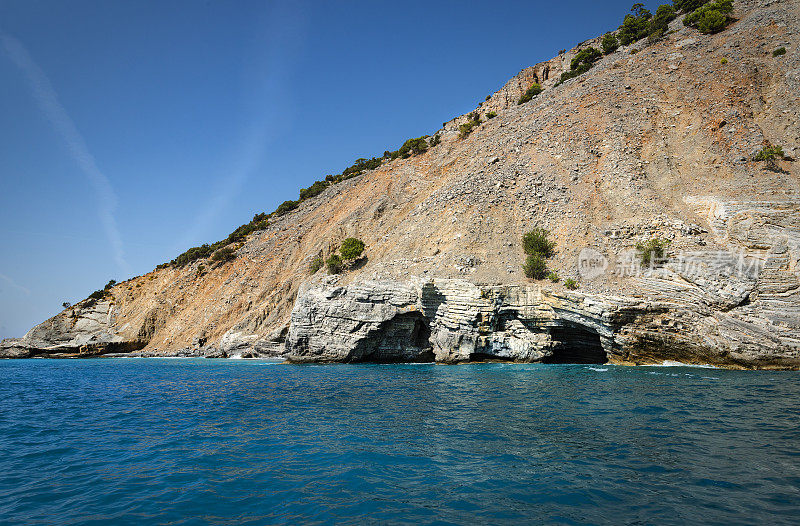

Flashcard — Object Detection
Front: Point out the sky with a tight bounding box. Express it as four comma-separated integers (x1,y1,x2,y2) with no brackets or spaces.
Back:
0,0,667,339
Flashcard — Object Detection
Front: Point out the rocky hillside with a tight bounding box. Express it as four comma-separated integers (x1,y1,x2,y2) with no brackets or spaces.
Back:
3,0,799,368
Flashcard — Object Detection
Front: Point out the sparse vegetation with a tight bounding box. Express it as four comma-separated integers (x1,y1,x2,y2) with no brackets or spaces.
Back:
547,271,560,283
326,254,343,274
522,228,556,280
564,279,579,290
636,238,670,267
618,3,652,46
275,200,299,216
648,4,677,42
683,0,734,34
486,111,497,119
459,112,482,139
339,238,365,260
720,57,728,64
753,144,785,161
309,257,324,274
429,133,441,147
773,47,786,57
523,228,556,258
601,33,619,54
517,83,543,105
556,47,602,85
754,143,788,173
211,246,237,265
62,302,71,309
523,253,549,280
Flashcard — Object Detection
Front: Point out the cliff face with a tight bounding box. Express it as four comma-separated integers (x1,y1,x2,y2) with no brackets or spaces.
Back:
3,0,799,367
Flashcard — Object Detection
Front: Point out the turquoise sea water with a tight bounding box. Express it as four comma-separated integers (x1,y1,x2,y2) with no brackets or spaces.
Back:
1,359,799,525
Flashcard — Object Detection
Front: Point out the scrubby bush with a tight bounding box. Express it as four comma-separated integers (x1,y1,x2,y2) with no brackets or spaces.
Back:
340,237,365,260
523,253,548,279
459,112,482,139
773,47,786,57
398,137,429,158
62,301,71,309
673,0,707,12
648,4,677,41
636,238,670,267
211,246,237,265
521,228,556,281
683,0,733,34
564,279,579,290
104,279,117,290
753,144,785,161
309,257,324,274
275,200,299,216
429,133,441,147
556,47,602,85
601,33,619,54
486,111,497,119
547,271,560,283
523,228,555,258
299,180,329,200
618,4,652,46
754,144,788,172
720,57,728,64
518,83,543,105
326,254,343,274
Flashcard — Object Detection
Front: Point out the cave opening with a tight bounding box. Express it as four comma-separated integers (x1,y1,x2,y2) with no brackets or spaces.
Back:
542,324,607,364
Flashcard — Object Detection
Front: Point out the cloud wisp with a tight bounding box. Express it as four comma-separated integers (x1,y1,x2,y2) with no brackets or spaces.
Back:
1,34,129,273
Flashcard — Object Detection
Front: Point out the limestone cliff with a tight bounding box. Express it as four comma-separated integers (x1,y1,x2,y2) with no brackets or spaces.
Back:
3,0,799,367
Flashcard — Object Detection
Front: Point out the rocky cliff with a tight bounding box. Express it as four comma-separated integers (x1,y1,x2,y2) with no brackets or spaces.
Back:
3,0,799,367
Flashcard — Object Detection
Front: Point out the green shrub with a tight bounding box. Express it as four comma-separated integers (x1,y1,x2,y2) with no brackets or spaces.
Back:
547,271,560,283
618,4,652,46
326,254,343,274
720,57,728,64
398,137,429,158
564,279,579,290
522,228,555,258
486,111,497,119
299,180,329,200
655,4,677,23
275,200,299,216
601,33,619,54
429,133,441,147
309,257,324,274
773,47,786,57
556,47,602,85
636,238,670,267
523,253,548,279
459,112,482,139
673,0,707,12
340,237,365,260
753,144,785,161
211,246,237,264
104,279,117,290
517,83,543,105
684,0,733,34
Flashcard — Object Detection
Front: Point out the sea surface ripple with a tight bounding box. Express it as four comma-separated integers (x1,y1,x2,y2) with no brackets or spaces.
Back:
1,359,799,525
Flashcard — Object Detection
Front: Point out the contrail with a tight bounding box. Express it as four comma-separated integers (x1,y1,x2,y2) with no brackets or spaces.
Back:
173,1,307,253
0,273,31,296
1,34,129,273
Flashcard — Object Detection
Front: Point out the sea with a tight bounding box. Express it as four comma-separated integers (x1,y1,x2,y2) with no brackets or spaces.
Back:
1,358,799,525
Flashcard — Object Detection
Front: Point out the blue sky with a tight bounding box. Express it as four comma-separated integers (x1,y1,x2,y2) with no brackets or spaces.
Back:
0,0,665,338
